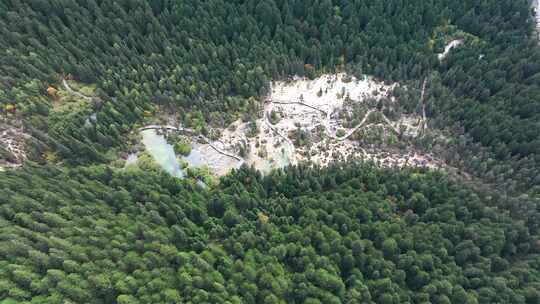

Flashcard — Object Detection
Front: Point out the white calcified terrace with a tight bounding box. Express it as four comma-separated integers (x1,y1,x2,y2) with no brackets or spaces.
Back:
138,73,443,176
213,73,441,174
0,122,29,169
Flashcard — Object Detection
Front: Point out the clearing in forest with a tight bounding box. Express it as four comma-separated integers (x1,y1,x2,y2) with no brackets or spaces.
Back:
210,73,442,174
134,73,446,177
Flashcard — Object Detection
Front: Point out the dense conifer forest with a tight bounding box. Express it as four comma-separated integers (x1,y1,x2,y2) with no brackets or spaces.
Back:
0,0,539,193
1,0,540,303
1,164,540,303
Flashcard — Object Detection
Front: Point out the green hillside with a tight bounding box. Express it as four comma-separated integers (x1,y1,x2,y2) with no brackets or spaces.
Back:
1,0,540,303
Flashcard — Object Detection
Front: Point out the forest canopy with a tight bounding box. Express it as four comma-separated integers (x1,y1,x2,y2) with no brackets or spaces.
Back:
0,163,539,303
0,0,539,198
1,0,540,303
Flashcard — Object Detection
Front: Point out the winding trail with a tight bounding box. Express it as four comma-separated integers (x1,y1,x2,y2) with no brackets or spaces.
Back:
200,135,244,164
264,113,297,165
381,114,401,135
62,79,93,101
269,99,399,141
330,109,374,141
437,39,463,60
141,87,416,170
418,78,428,134
139,125,186,132
270,99,327,115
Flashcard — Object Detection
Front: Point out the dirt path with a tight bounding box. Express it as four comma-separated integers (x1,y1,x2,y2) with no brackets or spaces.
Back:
139,125,185,132
419,78,428,133
62,79,93,101
139,125,245,164
264,112,297,165
268,100,399,141
142,75,420,171
199,135,244,164
438,39,463,60
270,99,327,115
331,109,375,141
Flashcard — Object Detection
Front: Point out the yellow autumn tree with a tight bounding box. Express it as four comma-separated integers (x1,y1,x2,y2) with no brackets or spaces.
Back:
47,86,58,99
